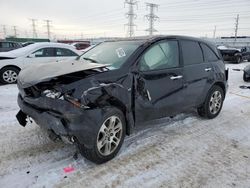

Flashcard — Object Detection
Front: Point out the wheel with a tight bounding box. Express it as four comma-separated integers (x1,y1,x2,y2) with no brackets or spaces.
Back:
78,107,126,164
235,56,242,64
0,67,20,84
243,72,248,82
197,85,224,119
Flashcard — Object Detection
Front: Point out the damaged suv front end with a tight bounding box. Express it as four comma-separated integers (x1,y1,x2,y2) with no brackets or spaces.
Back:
16,40,141,163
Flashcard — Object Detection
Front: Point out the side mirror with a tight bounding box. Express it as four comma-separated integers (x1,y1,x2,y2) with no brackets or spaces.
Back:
27,54,36,58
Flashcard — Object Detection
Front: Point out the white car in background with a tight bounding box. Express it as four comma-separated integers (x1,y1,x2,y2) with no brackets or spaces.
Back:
0,42,82,84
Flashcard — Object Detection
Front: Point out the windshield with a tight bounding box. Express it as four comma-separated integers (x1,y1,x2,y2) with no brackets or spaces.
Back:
80,41,140,69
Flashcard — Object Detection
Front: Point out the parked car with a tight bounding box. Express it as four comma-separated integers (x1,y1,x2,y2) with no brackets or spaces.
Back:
243,65,250,82
241,46,250,62
218,45,250,63
22,41,35,47
71,42,90,50
16,36,228,164
0,41,23,52
0,42,82,84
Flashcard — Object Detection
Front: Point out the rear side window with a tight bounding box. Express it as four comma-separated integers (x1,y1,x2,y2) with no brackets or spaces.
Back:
55,48,78,56
200,43,219,62
1,42,10,48
33,48,55,57
181,40,203,65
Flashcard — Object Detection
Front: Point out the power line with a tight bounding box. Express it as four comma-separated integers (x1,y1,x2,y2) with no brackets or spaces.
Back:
124,0,138,37
145,3,159,35
30,19,38,38
44,20,52,39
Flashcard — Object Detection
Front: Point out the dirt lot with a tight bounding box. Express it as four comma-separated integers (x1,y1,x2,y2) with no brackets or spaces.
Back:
0,62,250,188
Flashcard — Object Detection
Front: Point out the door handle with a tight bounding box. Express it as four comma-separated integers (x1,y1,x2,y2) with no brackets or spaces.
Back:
170,75,183,80
205,68,212,72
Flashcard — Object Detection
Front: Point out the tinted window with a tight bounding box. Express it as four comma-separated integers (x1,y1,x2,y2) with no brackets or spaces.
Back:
33,48,55,57
181,40,203,65
1,42,10,48
139,41,179,71
56,48,77,56
200,43,219,62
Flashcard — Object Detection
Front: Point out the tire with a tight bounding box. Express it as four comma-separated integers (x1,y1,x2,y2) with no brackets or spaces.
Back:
235,56,242,64
197,85,225,119
243,72,248,82
78,107,126,164
0,67,20,84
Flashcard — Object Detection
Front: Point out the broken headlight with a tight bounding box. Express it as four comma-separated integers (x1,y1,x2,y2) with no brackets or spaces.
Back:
42,89,63,99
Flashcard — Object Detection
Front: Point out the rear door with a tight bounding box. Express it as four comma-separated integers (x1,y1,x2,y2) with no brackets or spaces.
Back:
134,40,184,122
181,40,214,107
55,48,79,62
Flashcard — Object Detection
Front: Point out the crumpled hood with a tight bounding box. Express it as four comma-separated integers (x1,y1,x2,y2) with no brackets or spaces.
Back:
18,60,108,88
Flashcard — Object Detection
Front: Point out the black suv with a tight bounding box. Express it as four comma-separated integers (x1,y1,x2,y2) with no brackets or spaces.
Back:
0,41,22,52
16,36,228,163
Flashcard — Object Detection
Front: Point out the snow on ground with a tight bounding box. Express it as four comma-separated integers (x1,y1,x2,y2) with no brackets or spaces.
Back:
0,62,250,188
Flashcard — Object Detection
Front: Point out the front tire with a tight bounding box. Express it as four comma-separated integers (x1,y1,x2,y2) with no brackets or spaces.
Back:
197,85,224,119
78,107,126,164
235,56,242,64
0,67,20,84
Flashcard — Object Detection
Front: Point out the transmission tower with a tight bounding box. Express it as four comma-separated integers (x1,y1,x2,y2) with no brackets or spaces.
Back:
12,26,17,37
30,19,38,38
234,14,239,42
145,3,159,36
44,20,52,39
2,25,7,38
213,25,217,38
124,0,138,37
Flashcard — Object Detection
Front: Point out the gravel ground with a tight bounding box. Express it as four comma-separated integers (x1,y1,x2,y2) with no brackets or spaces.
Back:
0,62,250,188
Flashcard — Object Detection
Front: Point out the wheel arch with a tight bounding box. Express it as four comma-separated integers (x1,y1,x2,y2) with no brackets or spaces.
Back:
213,81,226,96
108,98,134,136
0,65,21,72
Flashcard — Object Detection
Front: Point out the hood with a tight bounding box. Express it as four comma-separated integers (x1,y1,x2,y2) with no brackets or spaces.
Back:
18,60,108,88
0,51,17,58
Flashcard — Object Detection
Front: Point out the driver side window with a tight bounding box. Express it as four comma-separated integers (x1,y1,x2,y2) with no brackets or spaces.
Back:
139,40,179,71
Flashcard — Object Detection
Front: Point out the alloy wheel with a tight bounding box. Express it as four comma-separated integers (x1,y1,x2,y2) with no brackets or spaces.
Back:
97,115,123,156
2,70,18,83
209,90,222,114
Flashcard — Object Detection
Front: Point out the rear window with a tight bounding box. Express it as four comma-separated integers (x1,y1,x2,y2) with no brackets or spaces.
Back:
181,40,203,65
200,43,219,62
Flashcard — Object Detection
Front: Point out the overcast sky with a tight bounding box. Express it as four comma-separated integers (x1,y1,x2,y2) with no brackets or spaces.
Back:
0,0,250,39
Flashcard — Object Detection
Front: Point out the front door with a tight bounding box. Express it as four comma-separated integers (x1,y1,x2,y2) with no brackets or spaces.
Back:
134,40,184,122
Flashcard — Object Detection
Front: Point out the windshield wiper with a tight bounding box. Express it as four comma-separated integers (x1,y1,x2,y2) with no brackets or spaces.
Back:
83,57,99,64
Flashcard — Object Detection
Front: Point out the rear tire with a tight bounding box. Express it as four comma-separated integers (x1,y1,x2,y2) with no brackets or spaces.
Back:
78,107,126,164
0,67,20,84
197,85,224,119
243,72,248,82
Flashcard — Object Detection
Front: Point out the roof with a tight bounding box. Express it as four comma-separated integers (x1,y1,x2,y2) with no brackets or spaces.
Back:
106,35,215,45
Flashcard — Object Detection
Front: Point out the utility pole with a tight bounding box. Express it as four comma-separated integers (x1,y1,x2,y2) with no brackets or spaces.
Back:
30,19,38,38
44,20,52,40
234,14,239,43
145,3,159,36
2,25,7,38
12,26,17,37
213,25,217,38
124,0,138,37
